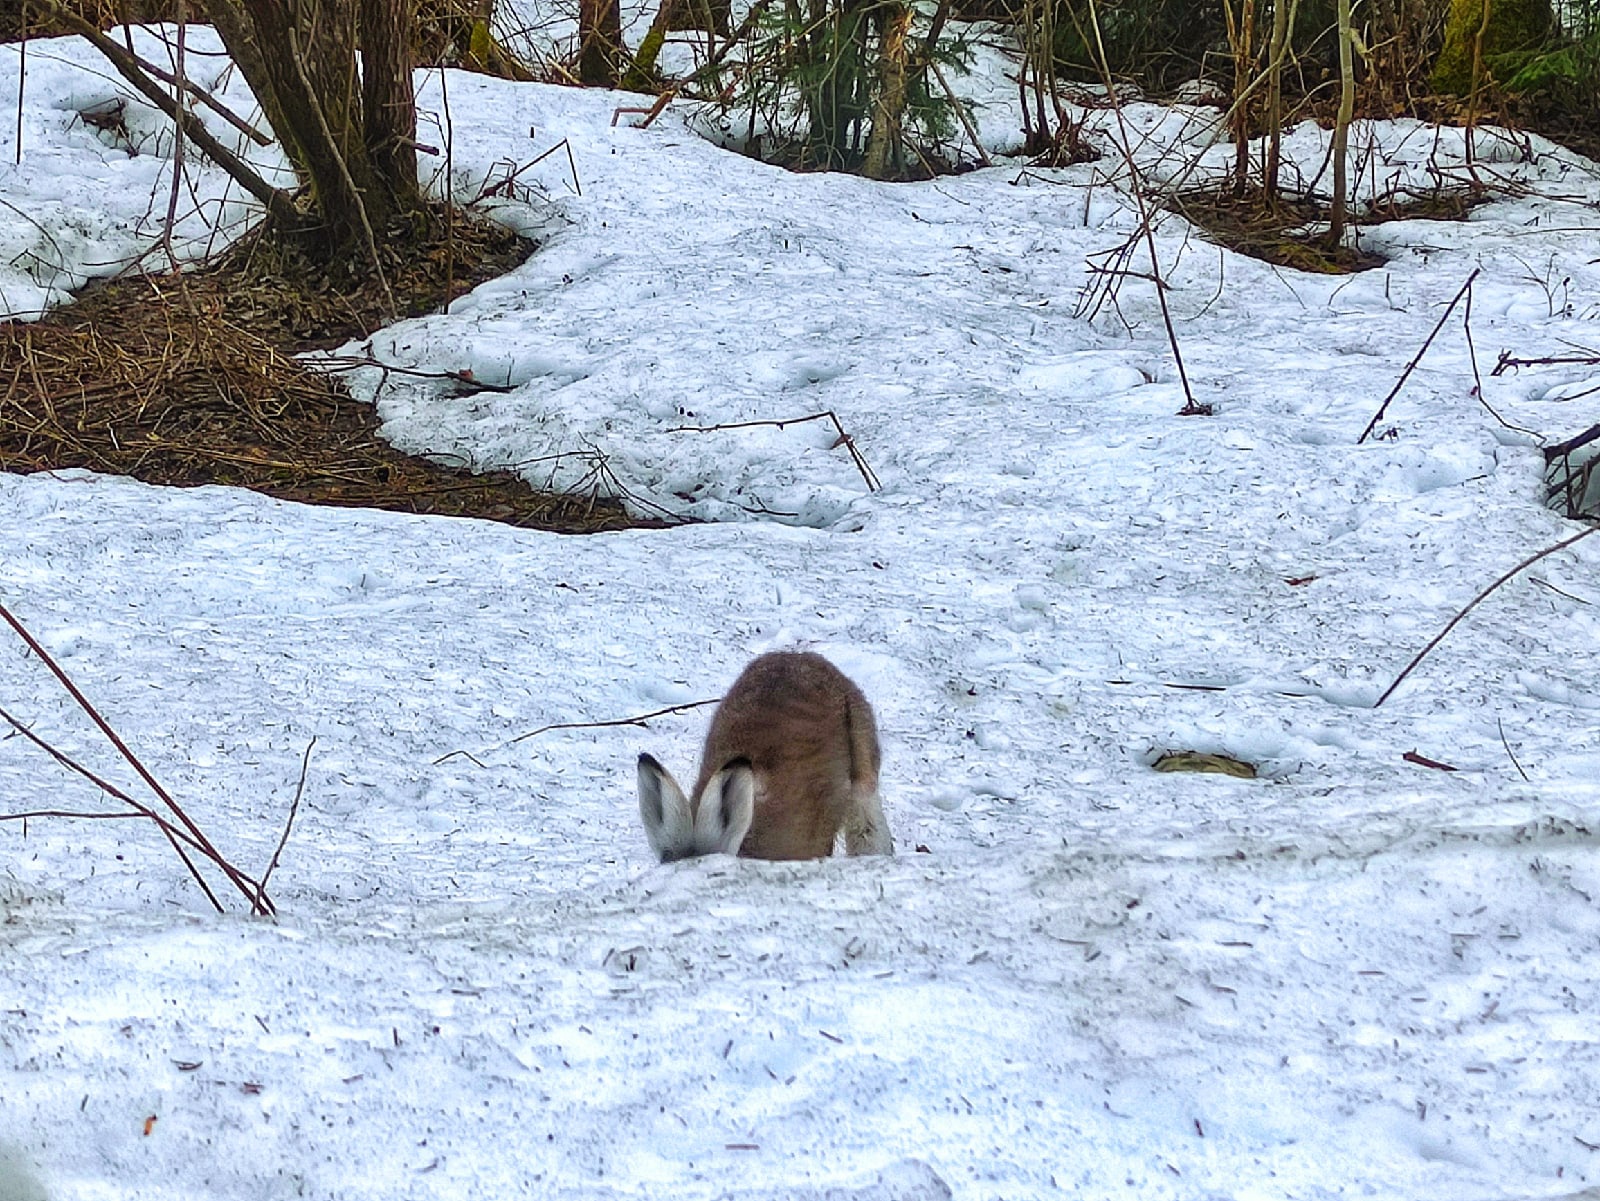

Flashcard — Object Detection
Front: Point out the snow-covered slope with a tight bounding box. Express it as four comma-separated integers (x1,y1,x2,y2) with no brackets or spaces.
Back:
3,31,1600,1201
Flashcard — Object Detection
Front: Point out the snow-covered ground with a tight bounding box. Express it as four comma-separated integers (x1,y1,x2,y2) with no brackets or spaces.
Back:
4,25,1600,1201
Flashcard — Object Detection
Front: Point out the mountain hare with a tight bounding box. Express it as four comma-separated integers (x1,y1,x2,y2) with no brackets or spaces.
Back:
637,652,893,862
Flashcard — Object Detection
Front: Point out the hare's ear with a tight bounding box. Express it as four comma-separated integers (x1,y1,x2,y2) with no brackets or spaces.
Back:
637,753,695,862
694,758,755,857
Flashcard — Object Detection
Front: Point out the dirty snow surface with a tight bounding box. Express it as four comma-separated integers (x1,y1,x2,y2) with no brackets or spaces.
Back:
5,28,1600,1201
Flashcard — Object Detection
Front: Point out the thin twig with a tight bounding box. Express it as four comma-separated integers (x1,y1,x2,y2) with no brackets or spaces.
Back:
669,410,880,491
159,9,189,275
1375,525,1599,706
0,603,190,819
928,59,985,167
1083,0,1204,416
1529,576,1591,605
260,737,315,895
564,139,582,197
0,707,211,854
0,704,228,913
317,353,517,392
1463,283,1539,438
0,602,273,913
119,48,273,145
433,697,723,765
14,13,24,166
510,697,722,743
470,139,577,204
680,0,774,89
1358,269,1481,444
440,63,455,312
2,808,159,822
1496,717,1529,781
611,90,676,129
1492,351,1600,375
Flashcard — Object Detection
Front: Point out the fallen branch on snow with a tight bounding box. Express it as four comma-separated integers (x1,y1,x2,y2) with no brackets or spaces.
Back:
669,410,882,492
433,697,722,766
1357,268,1480,444
1375,525,1599,707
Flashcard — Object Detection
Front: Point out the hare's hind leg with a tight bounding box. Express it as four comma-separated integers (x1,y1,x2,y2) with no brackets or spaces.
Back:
842,691,892,856
844,785,893,856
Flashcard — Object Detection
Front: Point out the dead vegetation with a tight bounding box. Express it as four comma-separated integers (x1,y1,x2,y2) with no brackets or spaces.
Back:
1166,184,1490,274
0,212,652,533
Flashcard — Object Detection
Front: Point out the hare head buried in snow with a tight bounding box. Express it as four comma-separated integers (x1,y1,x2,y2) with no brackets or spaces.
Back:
636,651,894,863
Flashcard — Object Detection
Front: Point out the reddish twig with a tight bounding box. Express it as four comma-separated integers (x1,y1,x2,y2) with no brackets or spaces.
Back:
1402,750,1458,771
318,353,517,393
0,703,228,913
471,138,581,202
471,147,559,203
1492,350,1600,375
1,707,207,849
611,90,676,129
0,602,273,914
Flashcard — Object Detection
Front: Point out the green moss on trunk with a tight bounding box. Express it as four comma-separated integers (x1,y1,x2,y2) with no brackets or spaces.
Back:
1432,0,1554,94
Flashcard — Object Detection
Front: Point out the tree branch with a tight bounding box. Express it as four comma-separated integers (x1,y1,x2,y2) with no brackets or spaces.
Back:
130,42,274,146
26,0,300,227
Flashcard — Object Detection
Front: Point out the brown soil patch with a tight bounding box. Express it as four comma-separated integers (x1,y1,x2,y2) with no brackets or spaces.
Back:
0,210,658,533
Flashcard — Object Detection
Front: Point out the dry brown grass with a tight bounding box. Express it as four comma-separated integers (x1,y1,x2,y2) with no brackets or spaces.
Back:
1166,186,1488,274
0,212,656,533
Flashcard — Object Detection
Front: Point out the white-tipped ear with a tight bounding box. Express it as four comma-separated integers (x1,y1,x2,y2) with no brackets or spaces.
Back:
695,759,755,857
638,753,695,862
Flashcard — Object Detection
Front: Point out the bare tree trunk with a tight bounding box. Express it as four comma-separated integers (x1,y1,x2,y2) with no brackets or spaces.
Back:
359,0,419,209
57,0,427,273
242,0,377,231
862,1,912,179
1263,0,1294,202
34,0,299,222
577,0,625,84
1326,0,1354,246
200,0,303,184
1223,0,1256,196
